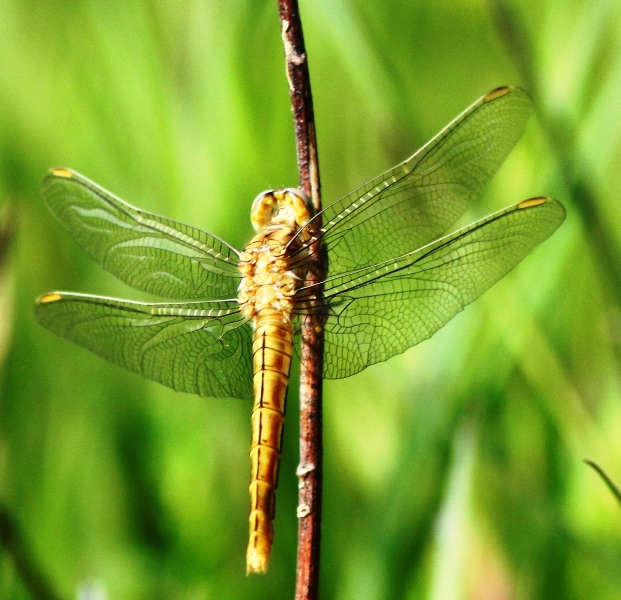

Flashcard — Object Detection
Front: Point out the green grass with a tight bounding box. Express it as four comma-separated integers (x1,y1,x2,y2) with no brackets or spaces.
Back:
1,0,621,598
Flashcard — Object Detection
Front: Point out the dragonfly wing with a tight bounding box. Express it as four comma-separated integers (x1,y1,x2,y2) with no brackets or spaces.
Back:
306,197,565,379
293,87,532,274
35,292,253,400
42,169,241,299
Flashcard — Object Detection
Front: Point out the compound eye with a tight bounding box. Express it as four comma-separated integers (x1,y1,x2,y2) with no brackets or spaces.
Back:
281,188,315,227
251,191,278,232
282,188,314,225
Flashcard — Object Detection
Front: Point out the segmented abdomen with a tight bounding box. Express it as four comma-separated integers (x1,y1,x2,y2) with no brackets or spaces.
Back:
246,310,293,574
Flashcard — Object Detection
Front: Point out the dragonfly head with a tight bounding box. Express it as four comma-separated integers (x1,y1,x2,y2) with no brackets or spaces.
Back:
251,188,314,232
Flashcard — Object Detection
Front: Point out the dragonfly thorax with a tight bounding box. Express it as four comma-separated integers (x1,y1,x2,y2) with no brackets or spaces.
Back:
240,189,313,323
238,229,308,323
250,188,313,232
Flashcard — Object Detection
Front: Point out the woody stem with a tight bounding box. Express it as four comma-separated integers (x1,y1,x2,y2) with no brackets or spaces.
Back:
276,1,326,599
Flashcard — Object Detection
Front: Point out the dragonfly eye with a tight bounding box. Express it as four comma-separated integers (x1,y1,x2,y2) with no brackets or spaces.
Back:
251,189,314,232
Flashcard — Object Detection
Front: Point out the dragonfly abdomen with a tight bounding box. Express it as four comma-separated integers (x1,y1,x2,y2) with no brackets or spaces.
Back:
247,311,293,573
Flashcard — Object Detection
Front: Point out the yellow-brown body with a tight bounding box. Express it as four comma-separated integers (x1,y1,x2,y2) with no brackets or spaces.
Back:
238,189,312,574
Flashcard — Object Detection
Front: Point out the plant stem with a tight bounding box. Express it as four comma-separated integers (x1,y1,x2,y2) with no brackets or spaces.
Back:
0,504,61,600
584,460,621,507
276,1,325,598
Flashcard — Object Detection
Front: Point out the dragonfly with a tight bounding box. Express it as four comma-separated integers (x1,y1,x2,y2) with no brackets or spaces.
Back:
35,86,565,574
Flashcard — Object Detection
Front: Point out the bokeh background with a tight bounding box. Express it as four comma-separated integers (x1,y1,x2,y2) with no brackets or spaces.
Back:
1,0,621,598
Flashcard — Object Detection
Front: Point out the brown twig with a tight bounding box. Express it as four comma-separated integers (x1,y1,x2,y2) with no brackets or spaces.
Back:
276,1,326,598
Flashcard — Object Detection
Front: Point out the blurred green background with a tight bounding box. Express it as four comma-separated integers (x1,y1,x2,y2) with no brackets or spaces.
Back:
1,0,621,598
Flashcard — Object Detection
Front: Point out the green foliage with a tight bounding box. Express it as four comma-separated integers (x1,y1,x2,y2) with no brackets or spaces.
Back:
0,0,620,598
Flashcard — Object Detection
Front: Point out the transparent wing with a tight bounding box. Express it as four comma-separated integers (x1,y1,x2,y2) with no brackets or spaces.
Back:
35,292,253,400
42,169,241,299
291,87,533,274
294,198,565,379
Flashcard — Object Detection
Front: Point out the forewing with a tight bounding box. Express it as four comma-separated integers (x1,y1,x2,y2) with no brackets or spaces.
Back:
42,169,241,299
304,198,565,379
292,87,532,274
35,292,253,400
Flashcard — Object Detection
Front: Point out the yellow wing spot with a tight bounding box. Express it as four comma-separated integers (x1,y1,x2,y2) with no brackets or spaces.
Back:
51,168,73,179
517,197,547,209
39,293,63,303
484,86,510,102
